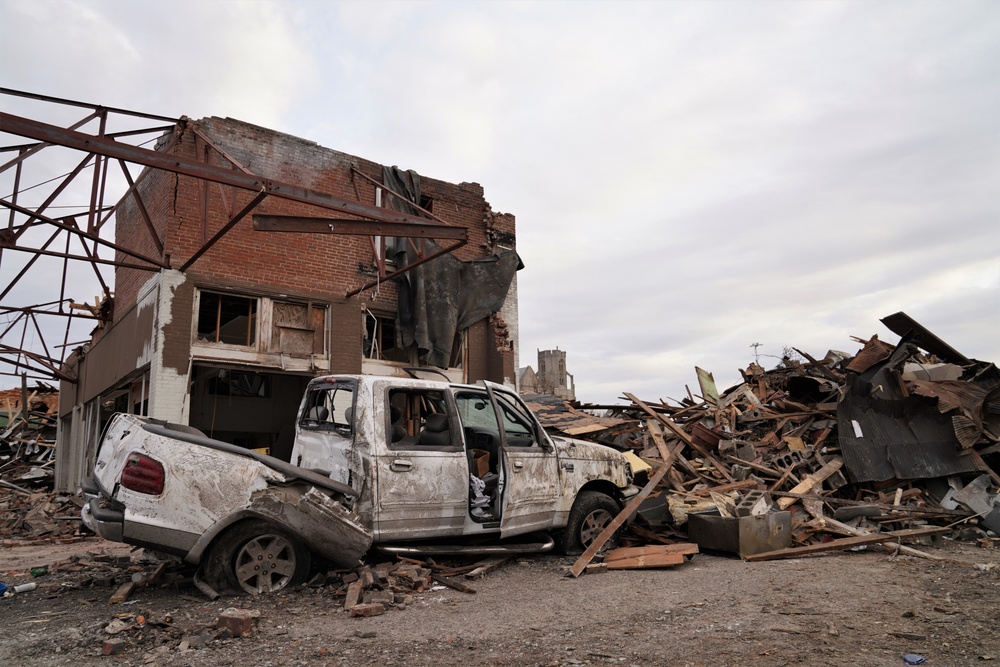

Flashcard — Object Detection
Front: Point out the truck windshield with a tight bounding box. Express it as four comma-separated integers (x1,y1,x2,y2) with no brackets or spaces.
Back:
299,380,355,436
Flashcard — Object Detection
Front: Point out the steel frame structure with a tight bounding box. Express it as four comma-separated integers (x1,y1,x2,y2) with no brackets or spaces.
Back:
0,89,467,385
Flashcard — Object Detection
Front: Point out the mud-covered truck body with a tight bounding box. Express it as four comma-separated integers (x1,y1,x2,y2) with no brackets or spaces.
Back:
82,375,637,593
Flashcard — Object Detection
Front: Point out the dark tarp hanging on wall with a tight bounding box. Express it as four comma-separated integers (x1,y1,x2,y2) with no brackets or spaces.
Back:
382,166,522,368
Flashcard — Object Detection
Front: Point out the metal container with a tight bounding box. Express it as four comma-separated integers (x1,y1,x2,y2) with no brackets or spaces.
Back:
687,510,791,557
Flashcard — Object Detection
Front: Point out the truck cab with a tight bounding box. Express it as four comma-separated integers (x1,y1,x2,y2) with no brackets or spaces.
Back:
291,375,636,548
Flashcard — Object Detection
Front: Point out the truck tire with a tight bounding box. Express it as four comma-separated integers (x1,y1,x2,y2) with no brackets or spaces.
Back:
208,520,312,595
558,491,620,555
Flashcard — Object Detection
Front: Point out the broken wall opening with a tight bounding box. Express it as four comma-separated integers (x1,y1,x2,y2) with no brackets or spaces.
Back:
188,365,311,462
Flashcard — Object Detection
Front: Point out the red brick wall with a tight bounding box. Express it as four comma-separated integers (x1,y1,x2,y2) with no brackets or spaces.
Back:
112,117,516,381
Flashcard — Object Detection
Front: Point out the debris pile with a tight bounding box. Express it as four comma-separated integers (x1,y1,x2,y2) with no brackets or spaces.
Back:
559,312,999,564
322,555,504,617
0,490,86,545
1,382,60,514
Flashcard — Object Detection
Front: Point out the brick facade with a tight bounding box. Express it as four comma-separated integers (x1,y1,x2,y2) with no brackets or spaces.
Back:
114,118,505,319
78,115,518,411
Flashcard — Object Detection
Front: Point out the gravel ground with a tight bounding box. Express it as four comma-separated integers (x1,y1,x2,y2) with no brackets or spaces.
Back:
1,537,998,667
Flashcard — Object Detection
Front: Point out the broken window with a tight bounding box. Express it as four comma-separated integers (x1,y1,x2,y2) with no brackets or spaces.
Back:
204,369,271,398
387,388,453,449
455,390,537,449
197,291,257,346
299,379,355,437
495,393,537,447
364,310,410,363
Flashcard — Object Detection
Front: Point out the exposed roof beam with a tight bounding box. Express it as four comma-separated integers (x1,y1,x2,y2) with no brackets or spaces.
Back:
252,215,468,241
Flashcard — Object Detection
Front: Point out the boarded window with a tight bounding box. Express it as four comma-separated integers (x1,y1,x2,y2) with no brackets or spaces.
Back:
197,292,257,346
271,301,326,356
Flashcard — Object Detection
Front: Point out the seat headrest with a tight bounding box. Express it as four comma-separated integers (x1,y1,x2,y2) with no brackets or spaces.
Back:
307,405,329,421
424,413,449,433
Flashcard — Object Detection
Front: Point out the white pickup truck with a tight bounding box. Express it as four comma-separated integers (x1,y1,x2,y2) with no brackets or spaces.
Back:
82,375,637,594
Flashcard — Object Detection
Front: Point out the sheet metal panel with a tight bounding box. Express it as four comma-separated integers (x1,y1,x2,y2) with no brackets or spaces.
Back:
838,374,980,482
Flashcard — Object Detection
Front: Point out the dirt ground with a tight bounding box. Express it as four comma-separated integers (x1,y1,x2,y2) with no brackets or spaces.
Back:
1,537,998,667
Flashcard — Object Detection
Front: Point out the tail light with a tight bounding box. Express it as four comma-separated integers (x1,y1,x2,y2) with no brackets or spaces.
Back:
120,453,165,495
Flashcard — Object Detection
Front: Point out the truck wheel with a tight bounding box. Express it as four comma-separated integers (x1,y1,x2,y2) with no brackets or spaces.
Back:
211,520,311,595
558,491,620,554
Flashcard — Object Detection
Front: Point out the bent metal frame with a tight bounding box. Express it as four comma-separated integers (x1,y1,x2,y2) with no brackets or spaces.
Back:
0,88,467,385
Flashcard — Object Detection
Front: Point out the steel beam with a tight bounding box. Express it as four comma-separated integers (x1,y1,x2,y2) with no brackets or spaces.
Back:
2,112,454,227
252,215,468,240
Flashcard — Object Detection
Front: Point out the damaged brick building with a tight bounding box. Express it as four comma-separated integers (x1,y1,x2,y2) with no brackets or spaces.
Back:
54,116,520,490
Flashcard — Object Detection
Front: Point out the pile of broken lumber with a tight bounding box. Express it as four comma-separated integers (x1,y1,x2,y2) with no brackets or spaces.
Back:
567,313,999,568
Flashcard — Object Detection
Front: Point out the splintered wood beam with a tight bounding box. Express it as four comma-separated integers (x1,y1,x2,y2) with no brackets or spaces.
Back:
430,573,476,594
820,516,942,561
776,458,843,510
743,527,948,562
626,392,734,482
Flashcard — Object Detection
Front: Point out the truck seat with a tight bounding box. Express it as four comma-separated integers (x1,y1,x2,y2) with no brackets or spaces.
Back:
418,413,451,446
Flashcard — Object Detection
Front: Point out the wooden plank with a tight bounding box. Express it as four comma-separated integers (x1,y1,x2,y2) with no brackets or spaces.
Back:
606,552,686,569
108,581,135,604
744,527,948,562
645,419,673,462
821,516,942,561
692,479,759,497
568,438,682,578
604,543,698,562
626,523,679,546
970,449,1000,486
776,458,843,510
138,562,167,588
430,573,476,594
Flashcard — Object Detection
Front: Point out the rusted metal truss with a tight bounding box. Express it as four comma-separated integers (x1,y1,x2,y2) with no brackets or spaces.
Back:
0,89,467,384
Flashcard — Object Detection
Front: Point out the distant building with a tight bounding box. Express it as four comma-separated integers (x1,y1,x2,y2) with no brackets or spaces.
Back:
518,348,575,401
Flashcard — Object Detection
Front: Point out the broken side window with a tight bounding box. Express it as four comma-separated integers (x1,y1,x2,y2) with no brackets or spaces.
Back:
299,380,355,437
456,391,500,439
386,388,454,450
495,393,537,448
197,291,257,346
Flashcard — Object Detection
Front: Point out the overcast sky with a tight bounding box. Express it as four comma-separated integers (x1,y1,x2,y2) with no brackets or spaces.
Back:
2,0,998,404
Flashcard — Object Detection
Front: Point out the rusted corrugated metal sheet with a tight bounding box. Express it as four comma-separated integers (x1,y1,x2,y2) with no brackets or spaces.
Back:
838,373,981,482
846,335,893,374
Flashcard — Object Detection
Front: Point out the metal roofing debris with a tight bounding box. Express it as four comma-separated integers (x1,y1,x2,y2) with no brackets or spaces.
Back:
837,373,981,482
881,311,972,366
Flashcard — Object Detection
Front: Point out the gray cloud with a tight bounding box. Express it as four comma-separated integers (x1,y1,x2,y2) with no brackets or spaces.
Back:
2,0,997,400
